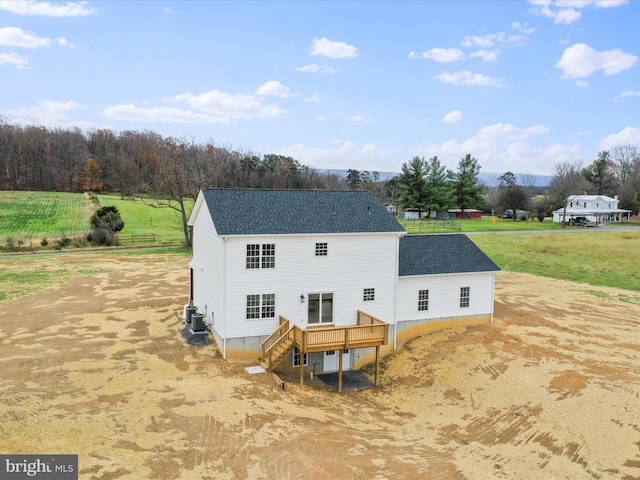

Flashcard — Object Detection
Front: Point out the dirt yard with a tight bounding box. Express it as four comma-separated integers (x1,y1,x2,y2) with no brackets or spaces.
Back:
1,254,640,479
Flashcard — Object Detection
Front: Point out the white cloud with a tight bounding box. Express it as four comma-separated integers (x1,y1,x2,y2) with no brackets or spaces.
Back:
315,116,326,122
278,141,400,172
576,80,589,88
0,52,28,68
556,43,637,79
409,48,465,62
0,0,97,16
103,105,227,124
303,93,319,102
512,21,536,35
615,89,640,100
529,0,627,24
436,70,505,87
255,80,292,98
442,110,463,123
418,122,570,174
162,7,172,14
554,7,582,24
310,37,358,59
0,27,54,48
1,100,93,129
600,127,640,149
461,33,504,48
296,63,338,74
170,89,286,120
470,50,499,62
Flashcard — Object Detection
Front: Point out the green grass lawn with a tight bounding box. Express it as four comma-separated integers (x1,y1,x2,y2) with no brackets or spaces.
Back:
470,230,640,292
97,194,193,245
0,191,192,248
0,191,93,244
398,216,564,234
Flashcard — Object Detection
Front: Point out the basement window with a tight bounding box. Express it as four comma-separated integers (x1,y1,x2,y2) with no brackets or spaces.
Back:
292,348,308,367
363,288,375,302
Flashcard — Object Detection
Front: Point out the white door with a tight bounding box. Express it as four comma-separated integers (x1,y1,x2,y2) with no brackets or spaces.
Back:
323,349,351,373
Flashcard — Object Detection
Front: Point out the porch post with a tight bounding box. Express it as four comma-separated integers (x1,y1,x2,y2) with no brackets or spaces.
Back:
299,348,304,386
375,345,380,386
338,349,343,392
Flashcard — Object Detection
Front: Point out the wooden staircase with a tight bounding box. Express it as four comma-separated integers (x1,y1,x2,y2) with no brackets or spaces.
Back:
260,317,293,371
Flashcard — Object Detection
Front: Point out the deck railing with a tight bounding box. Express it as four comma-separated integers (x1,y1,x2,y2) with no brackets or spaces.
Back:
261,311,389,370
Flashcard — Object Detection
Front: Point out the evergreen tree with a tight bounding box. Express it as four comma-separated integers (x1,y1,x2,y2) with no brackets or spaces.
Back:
89,206,124,246
451,154,484,213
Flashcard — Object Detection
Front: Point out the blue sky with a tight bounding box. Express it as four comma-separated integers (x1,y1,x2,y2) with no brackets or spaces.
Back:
1,0,638,176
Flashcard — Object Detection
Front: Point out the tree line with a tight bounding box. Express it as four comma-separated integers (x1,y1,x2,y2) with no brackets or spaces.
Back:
0,119,347,194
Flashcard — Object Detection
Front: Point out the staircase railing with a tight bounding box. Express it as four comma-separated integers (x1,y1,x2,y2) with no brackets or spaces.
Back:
260,316,290,362
263,326,295,370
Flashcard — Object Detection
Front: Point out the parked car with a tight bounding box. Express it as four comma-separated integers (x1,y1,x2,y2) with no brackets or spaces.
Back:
568,216,596,227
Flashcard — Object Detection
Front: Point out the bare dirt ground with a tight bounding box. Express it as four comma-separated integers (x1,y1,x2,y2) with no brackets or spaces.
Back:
2,255,640,479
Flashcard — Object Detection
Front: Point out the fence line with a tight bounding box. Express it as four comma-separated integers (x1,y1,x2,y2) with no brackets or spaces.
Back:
401,219,462,231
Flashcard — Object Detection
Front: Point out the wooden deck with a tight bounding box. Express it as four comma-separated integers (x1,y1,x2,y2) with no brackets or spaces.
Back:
260,311,389,390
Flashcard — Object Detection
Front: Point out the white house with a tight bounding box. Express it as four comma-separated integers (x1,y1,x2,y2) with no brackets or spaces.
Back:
552,194,631,225
187,189,500,383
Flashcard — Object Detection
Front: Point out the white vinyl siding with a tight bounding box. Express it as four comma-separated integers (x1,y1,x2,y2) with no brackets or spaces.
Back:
397,272,496,323
188,203,225,339
221,233,400,339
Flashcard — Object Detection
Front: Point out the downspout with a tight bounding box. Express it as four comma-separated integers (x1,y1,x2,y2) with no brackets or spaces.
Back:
222,236,227,359
393,234,401,350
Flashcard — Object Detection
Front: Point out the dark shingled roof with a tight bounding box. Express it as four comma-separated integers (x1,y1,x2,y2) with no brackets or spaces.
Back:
399,234,501,276
200,189,405,235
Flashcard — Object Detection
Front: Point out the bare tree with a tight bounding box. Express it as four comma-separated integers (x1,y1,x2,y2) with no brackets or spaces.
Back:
612,145,640,214
549,160,589,227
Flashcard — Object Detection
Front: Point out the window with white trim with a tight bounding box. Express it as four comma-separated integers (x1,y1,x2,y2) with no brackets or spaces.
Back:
293,348,308,367
418,289,429,311
246,294,275,319
460,287,470,308
363,288,375,301
315,242,328,256
246,244,275,269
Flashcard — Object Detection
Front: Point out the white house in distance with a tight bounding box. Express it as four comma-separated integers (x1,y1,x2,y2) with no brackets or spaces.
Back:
552,194,631,225
187,189,500,385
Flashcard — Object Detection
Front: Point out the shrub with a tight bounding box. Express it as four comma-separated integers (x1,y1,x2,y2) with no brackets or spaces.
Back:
41,236,49,247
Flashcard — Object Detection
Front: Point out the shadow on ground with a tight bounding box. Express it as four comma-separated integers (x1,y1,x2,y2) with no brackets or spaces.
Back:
317,370,375,390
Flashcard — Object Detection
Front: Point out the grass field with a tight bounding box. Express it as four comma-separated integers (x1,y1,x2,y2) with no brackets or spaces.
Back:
470,230,640,292
0,191,192,248
97,194,193,245
0,191,94,244
399,217,566,234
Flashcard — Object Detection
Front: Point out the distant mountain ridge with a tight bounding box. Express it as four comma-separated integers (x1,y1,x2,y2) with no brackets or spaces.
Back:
324,169,552,187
